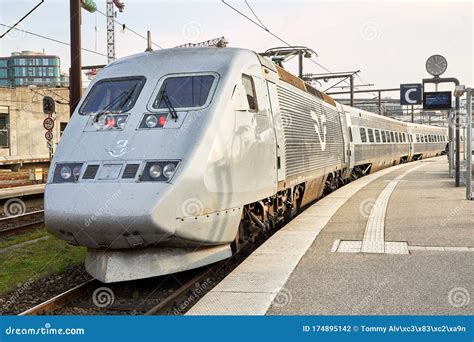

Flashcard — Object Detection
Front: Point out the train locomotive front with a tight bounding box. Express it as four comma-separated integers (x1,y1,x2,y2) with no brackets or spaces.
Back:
45,48,278,282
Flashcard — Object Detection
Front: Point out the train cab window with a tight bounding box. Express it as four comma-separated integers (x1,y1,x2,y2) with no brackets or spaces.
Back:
348,127,353,142
390,131,395,143
368,128,374,143
241,75,258,111
381,130,386,143
374,129,381,143
395,133,399,143
80,76,146,114
152,74,216,109
359,127,367,143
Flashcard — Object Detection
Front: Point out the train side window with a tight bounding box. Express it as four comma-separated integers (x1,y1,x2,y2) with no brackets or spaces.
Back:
374,129,381,143
241,75,258,111
416,134,419,143
403,133,406,142
400,132,404,142
368,128,374,143
386,131,391,142
395,132,399,143
348,127,353,142
359,127,367,143
381,130,386,143
390,131,395,143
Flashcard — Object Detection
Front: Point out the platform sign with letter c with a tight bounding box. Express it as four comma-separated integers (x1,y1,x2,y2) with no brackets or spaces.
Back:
400,84,422,105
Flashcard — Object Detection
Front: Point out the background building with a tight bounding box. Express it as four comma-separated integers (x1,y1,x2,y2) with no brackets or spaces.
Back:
0,87,70,166
0,51,68,88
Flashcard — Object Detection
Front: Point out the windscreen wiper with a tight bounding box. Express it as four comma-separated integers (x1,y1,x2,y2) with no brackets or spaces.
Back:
93,89,132,122
160,91,178,121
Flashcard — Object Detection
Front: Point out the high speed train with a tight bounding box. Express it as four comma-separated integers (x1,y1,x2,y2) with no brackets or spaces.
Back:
45,47,448,282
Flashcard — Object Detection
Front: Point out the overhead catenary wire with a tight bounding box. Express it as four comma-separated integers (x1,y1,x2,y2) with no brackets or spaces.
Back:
0,23,108,57
94,8,163,49
0,0,44,38
222,0,378,96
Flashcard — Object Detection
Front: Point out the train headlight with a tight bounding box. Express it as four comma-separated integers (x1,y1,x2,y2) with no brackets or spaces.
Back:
116,115,127,129
60,166,72,180
163,163,176,179
72,165,82,179
141,161,179,182
140,114,167,129
95,114,128,130
145,115,158,128
149,164,162,178
53,163,84,183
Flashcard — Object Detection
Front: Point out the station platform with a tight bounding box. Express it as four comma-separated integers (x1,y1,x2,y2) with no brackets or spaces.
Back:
188,157,474,315
0,184,45,200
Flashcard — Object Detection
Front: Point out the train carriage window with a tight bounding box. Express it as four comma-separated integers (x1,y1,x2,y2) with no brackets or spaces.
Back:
391,131,396,143
386,131,391,142
368,128,374,143
241,75,258,111
348,127,353,142
359,127,367,143
374,129,381,143
402,133,406,142
80,76,146,114
416,134,420,143
381,130,386,143
152,74,216,109
429,135,433,142
395,132,399,143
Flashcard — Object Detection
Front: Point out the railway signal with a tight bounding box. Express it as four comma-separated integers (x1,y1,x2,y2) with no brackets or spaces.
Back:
42,96,55,115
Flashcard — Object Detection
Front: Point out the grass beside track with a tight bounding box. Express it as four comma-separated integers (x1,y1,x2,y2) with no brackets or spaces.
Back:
0,233,86,295
0,229,49,249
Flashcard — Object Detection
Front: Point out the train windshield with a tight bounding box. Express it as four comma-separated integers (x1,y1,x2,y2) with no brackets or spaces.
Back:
152,75,215,109
79,76,146,114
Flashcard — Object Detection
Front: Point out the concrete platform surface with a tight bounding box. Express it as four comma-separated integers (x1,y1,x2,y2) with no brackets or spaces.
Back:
0,183,45,200
188,157,474,315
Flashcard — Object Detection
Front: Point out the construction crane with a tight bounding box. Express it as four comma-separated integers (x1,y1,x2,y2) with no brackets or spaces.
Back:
107,0,125,63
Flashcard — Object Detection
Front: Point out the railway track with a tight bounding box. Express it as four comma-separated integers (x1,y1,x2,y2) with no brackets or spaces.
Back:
0,210,45,237
19,262,226,316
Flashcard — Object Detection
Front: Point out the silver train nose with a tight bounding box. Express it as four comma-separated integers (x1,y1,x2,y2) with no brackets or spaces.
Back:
45,182,176,249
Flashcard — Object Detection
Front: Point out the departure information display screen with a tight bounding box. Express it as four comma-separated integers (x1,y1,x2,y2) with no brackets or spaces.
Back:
423,91,452,110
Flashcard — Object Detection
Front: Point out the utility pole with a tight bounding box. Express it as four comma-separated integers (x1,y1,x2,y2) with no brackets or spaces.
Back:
69,0,82,117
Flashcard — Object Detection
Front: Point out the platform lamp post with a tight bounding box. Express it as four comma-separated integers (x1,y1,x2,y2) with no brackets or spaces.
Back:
454,85,472,200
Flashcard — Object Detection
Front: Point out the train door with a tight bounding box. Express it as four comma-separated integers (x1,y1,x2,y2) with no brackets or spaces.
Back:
345,110,355,171
336,105,351,176
265,80,286,183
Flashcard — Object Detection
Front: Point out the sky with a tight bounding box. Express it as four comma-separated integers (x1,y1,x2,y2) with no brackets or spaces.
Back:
0,0,472,97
